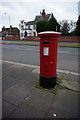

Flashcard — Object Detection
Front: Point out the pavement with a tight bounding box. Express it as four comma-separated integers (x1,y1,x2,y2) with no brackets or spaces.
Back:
2,61,80,119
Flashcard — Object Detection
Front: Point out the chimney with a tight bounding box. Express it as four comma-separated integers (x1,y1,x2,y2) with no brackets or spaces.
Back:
42,9,46,19
2,26,5,32
10,25,12,28
3,26,5,29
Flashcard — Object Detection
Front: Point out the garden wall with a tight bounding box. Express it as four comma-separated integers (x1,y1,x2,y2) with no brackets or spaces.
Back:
4,36,80,42
5,36,20,40
24,36,80,42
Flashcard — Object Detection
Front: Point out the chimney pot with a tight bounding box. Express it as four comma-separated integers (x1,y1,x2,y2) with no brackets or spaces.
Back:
42,9,46,19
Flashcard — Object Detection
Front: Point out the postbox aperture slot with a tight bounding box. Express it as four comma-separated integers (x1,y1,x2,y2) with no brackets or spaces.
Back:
42,42,50,44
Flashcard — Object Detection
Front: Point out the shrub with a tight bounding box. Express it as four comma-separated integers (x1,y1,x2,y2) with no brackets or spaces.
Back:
36,20,48,33
36,17,60,33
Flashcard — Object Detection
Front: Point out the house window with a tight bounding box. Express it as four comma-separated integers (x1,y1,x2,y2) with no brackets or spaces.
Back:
21,25,24,30
28,33,32,36
28,25,30,29
33,25,36,29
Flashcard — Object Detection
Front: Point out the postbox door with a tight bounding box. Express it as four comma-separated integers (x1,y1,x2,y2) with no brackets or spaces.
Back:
41,42,54,77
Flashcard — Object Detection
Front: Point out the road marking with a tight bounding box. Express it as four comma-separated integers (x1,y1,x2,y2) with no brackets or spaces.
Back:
2,60,80,76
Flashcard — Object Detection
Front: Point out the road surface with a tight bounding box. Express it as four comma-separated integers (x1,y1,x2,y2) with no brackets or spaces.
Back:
2,44,79,74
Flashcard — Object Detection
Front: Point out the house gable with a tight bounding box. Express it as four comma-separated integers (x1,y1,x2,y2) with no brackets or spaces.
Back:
19,9,57,39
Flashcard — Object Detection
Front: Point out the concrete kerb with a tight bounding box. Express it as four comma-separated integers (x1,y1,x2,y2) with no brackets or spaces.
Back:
2,60,39,69
2,60,80,76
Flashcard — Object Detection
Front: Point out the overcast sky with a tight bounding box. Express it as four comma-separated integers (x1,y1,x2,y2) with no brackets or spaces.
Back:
0,0,79,31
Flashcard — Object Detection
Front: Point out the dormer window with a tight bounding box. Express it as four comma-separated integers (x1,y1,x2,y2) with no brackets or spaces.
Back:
28,25,30,29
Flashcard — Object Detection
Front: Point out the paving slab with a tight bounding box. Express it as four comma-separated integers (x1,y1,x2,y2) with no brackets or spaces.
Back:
47,89,79,118
0,98,2,120
0,94,2,99
57,72,79,91
8,102,45,118
0,79,2,95
0,61,2,80
2,82,33,105
2,62,34,79
2,62,14,79
61,79,79,91
2,77,17,93
4,65,34,80
32,68,40,74
18,72,39,87
2,100,16,119
23,88,55,112
57,72,78,82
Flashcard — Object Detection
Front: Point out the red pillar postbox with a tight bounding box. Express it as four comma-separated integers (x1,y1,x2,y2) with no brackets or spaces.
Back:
38,31,61,88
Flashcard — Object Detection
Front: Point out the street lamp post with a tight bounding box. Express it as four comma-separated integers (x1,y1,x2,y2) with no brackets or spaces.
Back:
5,13,11,39
5,13,10,26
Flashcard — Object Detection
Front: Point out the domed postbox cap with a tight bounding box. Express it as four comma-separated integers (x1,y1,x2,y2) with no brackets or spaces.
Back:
38,31,61,39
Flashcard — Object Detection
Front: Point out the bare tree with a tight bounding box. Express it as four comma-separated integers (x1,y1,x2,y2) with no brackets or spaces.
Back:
59,20,76,34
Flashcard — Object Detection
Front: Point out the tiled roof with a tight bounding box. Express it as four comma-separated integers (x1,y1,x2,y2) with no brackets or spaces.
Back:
26,13,51,25
26,21,35,25
2,27,20,35
35,14,51,22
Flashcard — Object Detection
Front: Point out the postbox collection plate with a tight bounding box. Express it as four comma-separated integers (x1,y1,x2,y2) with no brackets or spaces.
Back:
43,47,49,56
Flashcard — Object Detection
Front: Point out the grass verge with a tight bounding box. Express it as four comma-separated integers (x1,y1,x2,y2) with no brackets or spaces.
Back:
2,42,39,46
2,42,80,47
58,43,80,48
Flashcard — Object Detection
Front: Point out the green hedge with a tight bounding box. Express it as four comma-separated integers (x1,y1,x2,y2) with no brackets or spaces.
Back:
36,18,60,33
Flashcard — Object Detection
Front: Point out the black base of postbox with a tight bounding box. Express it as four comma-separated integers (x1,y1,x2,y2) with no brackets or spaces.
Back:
39,75,57,88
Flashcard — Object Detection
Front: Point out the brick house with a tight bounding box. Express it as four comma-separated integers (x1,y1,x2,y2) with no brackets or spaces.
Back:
2,25,20,40
19,9,54,40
